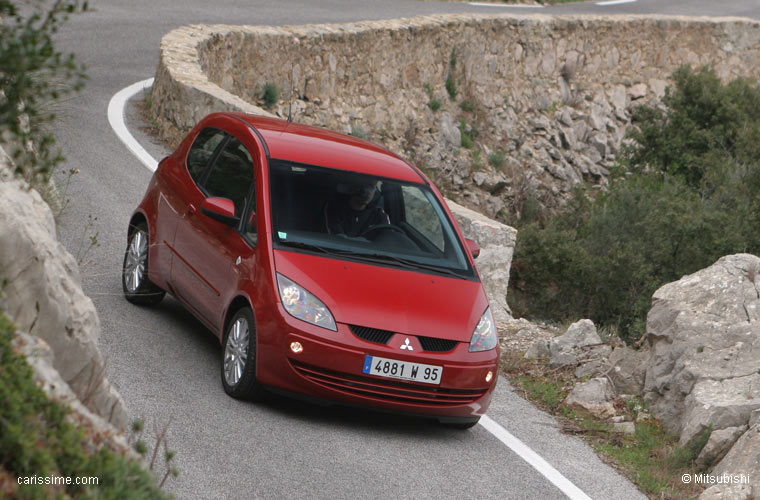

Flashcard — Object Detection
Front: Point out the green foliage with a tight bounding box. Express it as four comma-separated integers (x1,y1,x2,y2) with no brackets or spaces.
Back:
0,312,169,499
488,149,506,169
459,99,476,112
261,82,279,108
445,75,458,100
459,120,475,149
626,66,760,187
0,0,88,179
427,98,441,112
510,65,760,342
515,376,565,411
471,149,483,170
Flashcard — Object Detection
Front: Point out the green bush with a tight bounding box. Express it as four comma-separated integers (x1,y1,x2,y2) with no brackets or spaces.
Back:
0,312,169,499
510,66,760,342
0,0,88,180
427,98,442,112
261,82,279,108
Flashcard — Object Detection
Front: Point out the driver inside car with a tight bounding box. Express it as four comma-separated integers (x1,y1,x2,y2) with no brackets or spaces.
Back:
324,178,390,237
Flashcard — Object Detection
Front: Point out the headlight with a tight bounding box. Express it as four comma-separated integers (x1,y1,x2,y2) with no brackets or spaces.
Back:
276,273,337,331
469,307,498,352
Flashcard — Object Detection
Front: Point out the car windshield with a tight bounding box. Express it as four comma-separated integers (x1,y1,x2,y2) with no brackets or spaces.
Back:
269,160,475,279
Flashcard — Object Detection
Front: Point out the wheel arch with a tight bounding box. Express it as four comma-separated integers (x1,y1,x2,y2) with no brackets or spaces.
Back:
127,211,149,241
223,295,255,341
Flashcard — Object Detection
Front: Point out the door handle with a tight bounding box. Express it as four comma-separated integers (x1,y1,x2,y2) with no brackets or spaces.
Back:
187,204,197,216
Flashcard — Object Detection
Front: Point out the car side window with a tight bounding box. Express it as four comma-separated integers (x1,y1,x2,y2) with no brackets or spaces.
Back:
186,127,226,184
401,185,445,251
203,136,254,220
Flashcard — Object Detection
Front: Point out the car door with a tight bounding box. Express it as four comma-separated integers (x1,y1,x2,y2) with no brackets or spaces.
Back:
170,132,257,329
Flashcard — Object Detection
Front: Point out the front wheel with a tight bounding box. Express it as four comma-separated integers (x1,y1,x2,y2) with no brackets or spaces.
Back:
221,307,265,401
122,222,165,306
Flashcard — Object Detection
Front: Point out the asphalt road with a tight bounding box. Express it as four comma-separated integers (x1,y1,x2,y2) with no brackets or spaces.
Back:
50,1,759,499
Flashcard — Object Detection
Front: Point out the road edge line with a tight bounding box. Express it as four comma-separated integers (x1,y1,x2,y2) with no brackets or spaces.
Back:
107,78,158,172
480,415,593,500
108,79,593,500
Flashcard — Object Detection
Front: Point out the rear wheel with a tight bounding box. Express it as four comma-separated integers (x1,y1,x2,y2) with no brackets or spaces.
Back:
122,222,165,306
221,307,265,401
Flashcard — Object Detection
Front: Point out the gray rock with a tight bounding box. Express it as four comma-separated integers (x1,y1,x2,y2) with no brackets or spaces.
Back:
643,254,760,445
0,177,128,429
697,426,748,468
565,377,616,419
575,358,605,379
440,113,461,147
608,346,650,396
524,340,551,360
447,199,517,322
698,483,753,500
712,424,760,496
628,83,648,100
556,319,602,350
590,133,608,157
613,422,636,434
608,85,627,111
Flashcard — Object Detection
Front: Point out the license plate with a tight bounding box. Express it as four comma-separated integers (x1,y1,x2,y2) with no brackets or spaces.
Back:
362,356,443,385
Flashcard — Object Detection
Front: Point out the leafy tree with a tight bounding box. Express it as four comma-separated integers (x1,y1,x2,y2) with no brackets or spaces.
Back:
510,66,760,342
0,0,88,179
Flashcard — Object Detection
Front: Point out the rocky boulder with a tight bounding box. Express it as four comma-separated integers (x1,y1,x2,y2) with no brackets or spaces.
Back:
643,254,760,450
548,319,610,368
564,377,616,419
0,172,128,429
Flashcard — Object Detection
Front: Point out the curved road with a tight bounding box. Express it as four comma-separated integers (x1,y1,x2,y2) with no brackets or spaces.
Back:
52,1,758,499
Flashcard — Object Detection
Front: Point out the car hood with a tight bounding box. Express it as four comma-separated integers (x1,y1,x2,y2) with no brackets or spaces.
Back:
273,249,488,342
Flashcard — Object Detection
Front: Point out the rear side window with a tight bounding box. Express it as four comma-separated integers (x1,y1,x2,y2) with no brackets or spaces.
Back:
204,136,254,218
186,127,226,184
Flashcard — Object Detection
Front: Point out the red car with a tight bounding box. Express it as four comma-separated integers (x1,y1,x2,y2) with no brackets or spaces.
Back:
122,113,499,428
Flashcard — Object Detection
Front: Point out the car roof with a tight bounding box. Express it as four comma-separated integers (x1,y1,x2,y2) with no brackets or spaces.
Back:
229,113,425,184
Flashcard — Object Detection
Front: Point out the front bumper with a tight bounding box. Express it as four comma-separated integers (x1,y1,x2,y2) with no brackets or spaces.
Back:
257,306,499,421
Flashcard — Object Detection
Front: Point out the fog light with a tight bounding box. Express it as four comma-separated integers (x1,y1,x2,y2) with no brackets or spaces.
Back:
290,342,303,354
485,371,493,383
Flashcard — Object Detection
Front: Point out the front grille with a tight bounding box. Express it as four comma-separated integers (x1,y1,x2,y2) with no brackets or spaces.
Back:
350,325,394,345
418,336,459,352
291,360,487,407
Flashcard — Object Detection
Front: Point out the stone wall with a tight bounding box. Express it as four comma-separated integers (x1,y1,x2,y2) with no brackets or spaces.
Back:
152,14,760,222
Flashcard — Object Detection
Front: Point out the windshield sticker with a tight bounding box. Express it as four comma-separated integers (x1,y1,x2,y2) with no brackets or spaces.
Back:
278,231,287,239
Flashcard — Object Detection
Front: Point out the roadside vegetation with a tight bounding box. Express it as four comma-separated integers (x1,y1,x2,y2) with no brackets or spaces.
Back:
0,312,171,499
0,0,88,183
509,66,760,343
502,350,710,499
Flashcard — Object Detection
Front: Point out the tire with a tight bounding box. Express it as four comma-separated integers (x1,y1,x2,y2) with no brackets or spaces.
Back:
122,222,166,306
221,307,265,401
440,417,480,430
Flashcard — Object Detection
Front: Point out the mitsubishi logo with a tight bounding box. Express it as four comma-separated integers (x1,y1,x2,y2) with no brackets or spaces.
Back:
400,338,414,351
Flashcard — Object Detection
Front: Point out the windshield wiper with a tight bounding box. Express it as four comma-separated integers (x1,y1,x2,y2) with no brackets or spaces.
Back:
277,240,343,255
349,252,466,278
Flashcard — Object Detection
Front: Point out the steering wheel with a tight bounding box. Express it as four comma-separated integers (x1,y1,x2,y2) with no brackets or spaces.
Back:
359,224,406,239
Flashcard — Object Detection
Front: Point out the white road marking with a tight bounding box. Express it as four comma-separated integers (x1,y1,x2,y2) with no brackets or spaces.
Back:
108,79,594,500
107,78,158,172
468,2,545,7
480,415,593,500
596,0,636,5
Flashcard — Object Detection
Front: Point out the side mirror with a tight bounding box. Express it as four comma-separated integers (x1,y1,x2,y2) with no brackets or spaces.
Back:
465,238,480,259
201,197,238,227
